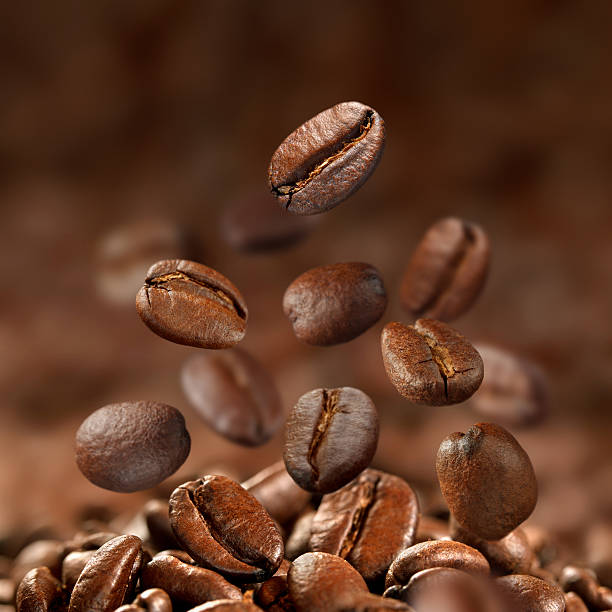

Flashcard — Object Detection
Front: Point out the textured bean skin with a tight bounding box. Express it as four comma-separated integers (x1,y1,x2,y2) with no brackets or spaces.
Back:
136,259,248,349
283,388,379,494
75,401,190,492
282,263,387,346
310,469,419,586
381,319,483,405
496,575,565,612
269,101,385,215
436,422,537,540
16,567,65,612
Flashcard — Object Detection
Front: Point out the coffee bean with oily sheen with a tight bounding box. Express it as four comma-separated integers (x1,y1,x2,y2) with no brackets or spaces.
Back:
269,101,385,215
564,592,588,612
400,217,490,322
16,567,65,612
169,476,283,582
62,550,95,591
76,401,190,492
559,565,612,609
283,263,387,346
136,259,247,349
68,535,143,612
381,319,483,405
186,601,263,611
385,541,490,589
310,469,419,586
181,349,283,446
143,499,180,551
114,589,172,612
496,575,565,612
437,422,537,540
283,388,379,493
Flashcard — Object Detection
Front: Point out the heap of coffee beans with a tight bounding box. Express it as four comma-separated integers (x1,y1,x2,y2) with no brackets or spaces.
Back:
5,101,602,612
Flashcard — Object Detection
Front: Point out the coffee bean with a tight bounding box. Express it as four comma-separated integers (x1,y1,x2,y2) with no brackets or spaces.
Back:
142,500,180,551
415,515,450,542
385,541,490,589
254,574,293,611
400,218,490,322
11,540,65,584
168,476,283,582
133,589,173,612
268,101,385,215
283,387,379,493
522,525,557,569
68,535,143,612
283,263,387,346
345,594,415,611
62,550,95,591
16,567,65,612
559,565,612,610
136,259,248,349
496,575,565,612
75,401,190,493
436,422,537,540
285,510,315,561
181,349,283,446
564,592,589,612
381,319,484,405
310,469,419,586
0,578,14,605
185,601,263,611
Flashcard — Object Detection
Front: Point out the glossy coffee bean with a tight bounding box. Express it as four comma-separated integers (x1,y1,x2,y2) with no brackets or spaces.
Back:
136,259,248,349
385,540,490,589
400,217,490,322
11,540,65,583
283,387,379,493
185,601,263,611
16,567,65,612
76,401,190,492
268,101,385,215
142,500,180,551
283,263,387,346
114,588,173,612
68,535,143,612
310,469,419,585
496,575,565,612
559,565,612,609
564,592,588,612
285,510,315,561
181,349,283,446
381,319,484,405
62,550,95,591
169,476,283,582
255,573,293,611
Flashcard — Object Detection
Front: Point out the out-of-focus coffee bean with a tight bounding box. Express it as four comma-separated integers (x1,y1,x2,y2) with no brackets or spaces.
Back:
142,500,179,552
283,263,387,346
62,550,95,592
436,422,537,540
136,259,248,349
348,594,415,610
181,349,283,446
521,525,558,569
268,101,385,215
285,510,315,561
283,387,379,494
585,523,612,587
415,515,450,542
564,591,589,612
400,217,490,322
559,565,612,610
0,579,15,605
381,319,483,405
67,531,120,552
16,567,65,612
496,574,565,612
11,540,65,583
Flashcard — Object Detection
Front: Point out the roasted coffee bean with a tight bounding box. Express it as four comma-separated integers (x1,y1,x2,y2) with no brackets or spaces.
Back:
436,422,537,540
16,567,65,612
381,319,484,405
496,574,565,612
559,565,612,609
142,500,180,551
12,540,65,583
282,263,387,346
400,217,490,322
522,525,558,568
285,510,315,561
181,349,283,446
154,549,194,564
133,589,173,612
283,388,379,493
564,592,589,612
76,401,191,492
585,523,612,588
287,552,369,612
310,469,419,586
255,574,294,611
62,550,95,591
169,476,283,582
136,259,248,349
66,531,119,552
242,462,311,525
268,101,385,215
471,344,548,427
345,594,414,611
185,601,262,611
385,540,490,589
140,554,241,607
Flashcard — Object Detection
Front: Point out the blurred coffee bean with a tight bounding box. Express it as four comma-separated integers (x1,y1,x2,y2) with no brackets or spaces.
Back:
62,550,95,592
0,579,15,605
400,217,490,322
268,101,385,215
564,591,589,612
436,422,537,540
136,259,247,349
310,469,419,586
348,594,414,610
11,540,65,583
283,263,387,346
415,515,450,542
521,525,558,569
67,531,119,552
75,401,191,492
283,387,379,494
285,510,315,561
142,500,179,552
585,523,612,587
559,565,612,609
381,319,484,405
181,349,283,446
16,567,65,612
496,574,565,612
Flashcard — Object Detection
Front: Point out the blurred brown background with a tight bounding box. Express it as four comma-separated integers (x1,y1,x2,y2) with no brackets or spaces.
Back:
1,0,611,555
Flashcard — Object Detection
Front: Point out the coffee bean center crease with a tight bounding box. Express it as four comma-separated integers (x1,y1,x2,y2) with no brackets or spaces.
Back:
307,389,342,482
339,476,379,558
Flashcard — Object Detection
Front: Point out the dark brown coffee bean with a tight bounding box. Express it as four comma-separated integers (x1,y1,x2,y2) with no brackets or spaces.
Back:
559,565,612,610
496,575,565,612
169,476,283,582
61,551,95,592
564,592,589,612
310,469,419,586
436,422,537,540
185,601,263,611
136,259,248,349
385,540,490,589
268,101,385,215
255,574,294,611
142,500,180,552
16,567,65,612
12,541,65,584
381,319,484,405
140,554,241,607
114,605,144,612
400,218,490,322
68,535,143,612
283,388,379,493
182,349,283,447
76,401,191,493
242,462,311,525
154,549,194,564
285,510,315,561
133,589,173,612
